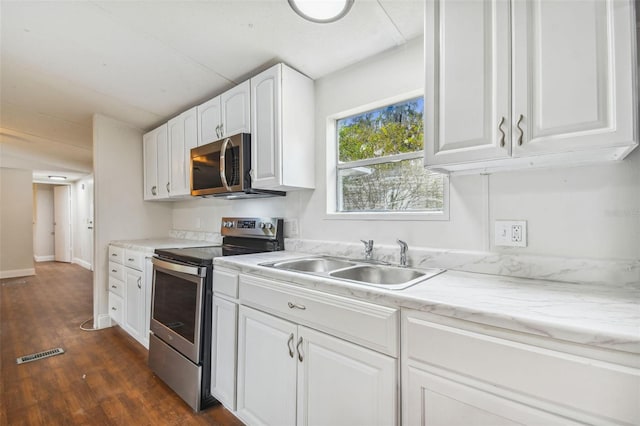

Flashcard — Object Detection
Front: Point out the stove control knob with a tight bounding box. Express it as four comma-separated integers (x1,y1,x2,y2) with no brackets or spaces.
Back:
264,223,273,230
224,221,234,228
259,222,266,229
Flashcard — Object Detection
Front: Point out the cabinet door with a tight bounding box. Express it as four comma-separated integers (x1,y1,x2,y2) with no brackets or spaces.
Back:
297,326,397,426
197,96,222,146
512,0,636,156
211,295,238,410
124,267,144,345
250,65,282,189
221,80,250,137
424,0,510,168
143,128,159,200
237,306,297,426
404,363,580,426
168,107,198,197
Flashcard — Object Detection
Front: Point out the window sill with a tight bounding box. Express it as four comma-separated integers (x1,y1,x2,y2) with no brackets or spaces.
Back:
325,210,449,221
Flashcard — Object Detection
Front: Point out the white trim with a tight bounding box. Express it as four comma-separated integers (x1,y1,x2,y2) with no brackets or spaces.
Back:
34,255,55,262
0,268,36,279
326,90,450,221
73,257,93,271
96,314,113,329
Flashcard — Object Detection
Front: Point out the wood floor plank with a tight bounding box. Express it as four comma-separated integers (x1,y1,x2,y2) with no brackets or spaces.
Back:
1,262,244,426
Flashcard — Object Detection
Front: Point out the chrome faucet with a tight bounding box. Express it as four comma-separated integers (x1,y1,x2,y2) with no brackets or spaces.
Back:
360,239,374,260
397,239,408,267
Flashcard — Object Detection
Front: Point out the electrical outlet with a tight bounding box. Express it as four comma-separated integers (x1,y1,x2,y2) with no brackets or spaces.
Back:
495,220,527,247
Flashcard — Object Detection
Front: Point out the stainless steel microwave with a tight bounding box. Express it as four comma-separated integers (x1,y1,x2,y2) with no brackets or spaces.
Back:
190,133,284,199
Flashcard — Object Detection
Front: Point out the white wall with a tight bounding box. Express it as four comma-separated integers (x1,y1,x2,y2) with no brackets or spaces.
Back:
171,37,640,262
33,183,55,261
71,175,93,269
93,114,172,328
0,167,35,278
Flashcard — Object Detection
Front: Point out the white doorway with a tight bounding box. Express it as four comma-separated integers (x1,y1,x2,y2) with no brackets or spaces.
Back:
54,185,72,262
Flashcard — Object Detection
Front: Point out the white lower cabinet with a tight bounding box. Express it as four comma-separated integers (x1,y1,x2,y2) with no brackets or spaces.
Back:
402,310,640,426
211,294,238,410
107,245,150,349
237,305,397,426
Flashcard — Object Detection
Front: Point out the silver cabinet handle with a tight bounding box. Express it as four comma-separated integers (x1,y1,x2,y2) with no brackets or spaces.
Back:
215,125,220,138
151,186,157,196
287,302,306,310
166,182,170,193
516,114,524,146
137,277,142,289
111,285,117,289
296,336,304,362
128,258,134,262
498,116,506,147
219,124,224,137
111,269,117,273
111,253,117,257
287,333,294,358
111,307,117,311
219,137,234,192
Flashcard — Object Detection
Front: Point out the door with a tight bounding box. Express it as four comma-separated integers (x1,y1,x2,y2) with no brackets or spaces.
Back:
211,295,238,410
424,0,510,167
404,363,580,426
236,306,297,426
169,107,198,197
296,326,397,426
124,267,144,344
53,185,71,262
197,96,222,146
511,0,636,156
221,80,251,136
250,65,282,189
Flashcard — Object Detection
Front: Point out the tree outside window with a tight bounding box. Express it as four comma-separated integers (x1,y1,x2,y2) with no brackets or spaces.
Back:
336,97,444,213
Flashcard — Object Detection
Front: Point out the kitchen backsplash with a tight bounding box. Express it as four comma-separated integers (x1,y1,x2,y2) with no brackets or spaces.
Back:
169,229,221,244
286,239,640,287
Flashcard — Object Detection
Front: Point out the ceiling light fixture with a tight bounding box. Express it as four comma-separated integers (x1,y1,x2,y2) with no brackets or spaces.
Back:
288,0,354,23
48,175,67,181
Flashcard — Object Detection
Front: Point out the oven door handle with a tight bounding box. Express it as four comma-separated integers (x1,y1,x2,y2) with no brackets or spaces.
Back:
151,257,206,277
219,137,234,192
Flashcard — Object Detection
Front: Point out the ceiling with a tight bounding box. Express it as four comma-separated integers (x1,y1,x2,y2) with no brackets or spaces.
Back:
0,0,424,182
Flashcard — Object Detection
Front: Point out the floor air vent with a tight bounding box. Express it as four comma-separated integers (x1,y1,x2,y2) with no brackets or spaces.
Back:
16,348,65,364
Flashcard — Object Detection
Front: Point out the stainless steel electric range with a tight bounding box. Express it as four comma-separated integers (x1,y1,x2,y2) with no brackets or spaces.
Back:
148,217,284,411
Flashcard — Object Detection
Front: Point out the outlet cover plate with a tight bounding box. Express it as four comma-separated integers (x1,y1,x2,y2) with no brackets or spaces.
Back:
495,220,527,247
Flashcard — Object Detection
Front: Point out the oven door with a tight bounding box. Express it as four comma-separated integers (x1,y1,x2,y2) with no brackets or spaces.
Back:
151,257,206,364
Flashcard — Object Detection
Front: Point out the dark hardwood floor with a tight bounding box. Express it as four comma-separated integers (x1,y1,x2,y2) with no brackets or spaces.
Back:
1,262,244,426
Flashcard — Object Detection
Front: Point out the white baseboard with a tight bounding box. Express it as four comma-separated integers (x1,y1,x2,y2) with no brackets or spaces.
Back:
0,268,36,279
73,258,93,271
96,314,113,329
34,255,55,262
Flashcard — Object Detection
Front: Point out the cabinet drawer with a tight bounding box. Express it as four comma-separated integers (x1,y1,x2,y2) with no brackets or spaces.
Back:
108,261,125,281
124,249,145,271
108,292,123,324
213,268,239,298
239,274,398,357
108,277,124,297
108,245,124,264
403,311,640,425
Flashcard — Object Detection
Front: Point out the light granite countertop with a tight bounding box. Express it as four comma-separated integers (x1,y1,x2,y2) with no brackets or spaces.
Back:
214,251,640,355
109,238,218,255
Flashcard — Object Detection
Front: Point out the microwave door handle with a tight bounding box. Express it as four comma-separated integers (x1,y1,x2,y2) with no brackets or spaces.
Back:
219,137,234,192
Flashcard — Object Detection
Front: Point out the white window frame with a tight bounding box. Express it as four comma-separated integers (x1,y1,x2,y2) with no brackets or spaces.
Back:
325,92,450,221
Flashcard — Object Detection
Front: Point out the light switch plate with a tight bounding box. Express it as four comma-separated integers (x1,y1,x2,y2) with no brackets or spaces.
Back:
495,220,527,247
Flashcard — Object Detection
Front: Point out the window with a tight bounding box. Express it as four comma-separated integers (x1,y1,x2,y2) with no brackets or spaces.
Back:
335,97,446,215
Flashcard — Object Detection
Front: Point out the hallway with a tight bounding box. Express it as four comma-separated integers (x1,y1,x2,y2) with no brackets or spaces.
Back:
0,262,242,425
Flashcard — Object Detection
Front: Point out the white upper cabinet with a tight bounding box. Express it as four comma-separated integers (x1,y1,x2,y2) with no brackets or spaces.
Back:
198,80,251,146
143,123,169,200
250,64,314,191
221,80,251,137
168,106,198,198
197,95,222,146
425,0,638,173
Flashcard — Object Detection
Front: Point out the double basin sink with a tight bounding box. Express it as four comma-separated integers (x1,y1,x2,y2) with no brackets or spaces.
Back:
261,256,445,290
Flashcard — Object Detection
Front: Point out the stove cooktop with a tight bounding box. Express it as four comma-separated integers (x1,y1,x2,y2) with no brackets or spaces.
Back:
154,246,223,266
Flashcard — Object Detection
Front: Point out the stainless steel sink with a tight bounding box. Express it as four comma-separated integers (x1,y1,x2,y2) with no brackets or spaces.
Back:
261,256,445,290
270,258,356,273
329,265,426,285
